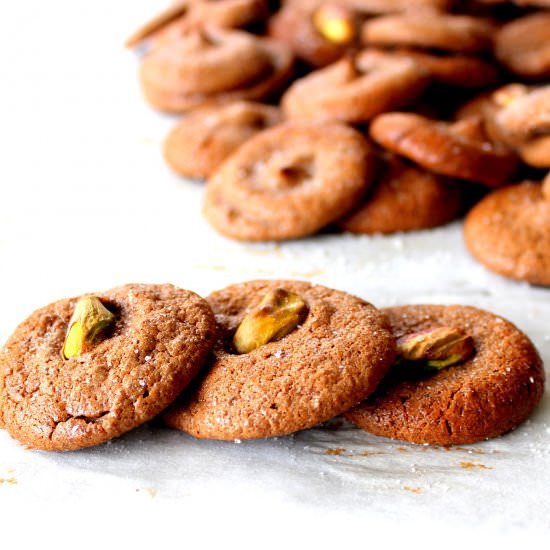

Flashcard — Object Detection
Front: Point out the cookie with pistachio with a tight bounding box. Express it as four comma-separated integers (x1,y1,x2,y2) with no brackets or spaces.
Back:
346,305,545,445
0,284,217,451
164,279,396,439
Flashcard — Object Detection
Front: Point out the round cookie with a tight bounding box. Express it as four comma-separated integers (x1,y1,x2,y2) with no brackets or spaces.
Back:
494,85,550,144
164,280,397,439
267,1,360,68
464,182,550,285
203,121,376,241
0,284,217,451
494,12,550,80
164,101,281,180
281,53,428,124
370,113,518,187
140,29,294,113
346,304,545,445
362,12,495,54
358,48,499,89
337,156,465,234
126,0,269,48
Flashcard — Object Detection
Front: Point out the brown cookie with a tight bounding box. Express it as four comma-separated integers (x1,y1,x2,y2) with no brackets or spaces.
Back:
494,85,550,144
370,113,518,187
126,0,269,48
203,121,376,241
362,12,495,54
359,47,498,89
494,12,550,80
164,101,281,180
281,53,428,124
453,84,532,143
0,284,217,451
346,304,545,445
464,182,550,285
267,1,361,68
518,135,550,169
140,29,293,113
338,155,465,234
164,280,397,439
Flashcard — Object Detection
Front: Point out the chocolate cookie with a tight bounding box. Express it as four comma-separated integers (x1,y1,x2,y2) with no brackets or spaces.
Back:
267,1,360,68
140,28,293,113
370,113,518,187
203,121,376,241
281,53,428,124
164,101,281,180
464,182,550,286
494,12,550,80
346,304,545,445
164,280,397,439
494,85,550,144
338,156,464,234
359,48,498,89
0,284,217,451
362,12,495,54
126,0,269,48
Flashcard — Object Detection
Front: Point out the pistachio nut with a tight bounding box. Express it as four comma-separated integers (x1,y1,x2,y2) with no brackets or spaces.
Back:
396,326,475,370
62,296,116,359
492,83,528,108
233,288,308,354
312,4,358,45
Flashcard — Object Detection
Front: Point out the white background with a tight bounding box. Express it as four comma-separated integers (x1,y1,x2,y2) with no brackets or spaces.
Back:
0,1,549,546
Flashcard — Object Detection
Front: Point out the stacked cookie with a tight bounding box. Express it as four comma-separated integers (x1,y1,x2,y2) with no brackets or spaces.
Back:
127,0,550,286
0,281,544,450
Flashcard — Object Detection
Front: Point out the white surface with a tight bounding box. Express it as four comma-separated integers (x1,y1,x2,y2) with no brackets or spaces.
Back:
1,1,549,544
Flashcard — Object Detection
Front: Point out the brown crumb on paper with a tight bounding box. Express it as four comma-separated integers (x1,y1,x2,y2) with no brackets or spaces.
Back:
459,461,492,470
403,486,422,494
0,477,17,485
325,447,345,456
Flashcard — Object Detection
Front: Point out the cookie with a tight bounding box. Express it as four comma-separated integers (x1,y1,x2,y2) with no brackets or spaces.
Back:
370,113,518,187
494,12,550,80
140,29,293,113
453,84,531,143
164,280,397,439
267,1,360,68
338,155,465,234
518,135,550,169
346,304,545,445
362,12,495,54
164,101,281,180
358,47,498,89
494,85,550,144
126,0,269,48
203,121,376,241
464,182,550,285
0,284,217,451
281,53,428,124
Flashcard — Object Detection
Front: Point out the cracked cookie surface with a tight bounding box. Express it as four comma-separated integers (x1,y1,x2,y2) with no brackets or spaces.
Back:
346,304,545,445
0,284,217,451
164,279,396,439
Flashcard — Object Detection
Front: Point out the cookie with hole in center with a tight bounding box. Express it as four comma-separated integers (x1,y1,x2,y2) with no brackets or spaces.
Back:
346,304,545,445
163,279,397,439
203,121,376,241
464,181,550,286
164,101,281,180
0,284,217,451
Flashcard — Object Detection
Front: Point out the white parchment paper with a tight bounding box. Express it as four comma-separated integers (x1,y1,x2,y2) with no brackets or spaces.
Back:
0,1,548,543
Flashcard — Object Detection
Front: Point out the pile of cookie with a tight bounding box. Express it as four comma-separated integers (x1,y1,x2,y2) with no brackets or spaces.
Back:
128,0,550,285
0,281,544,451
